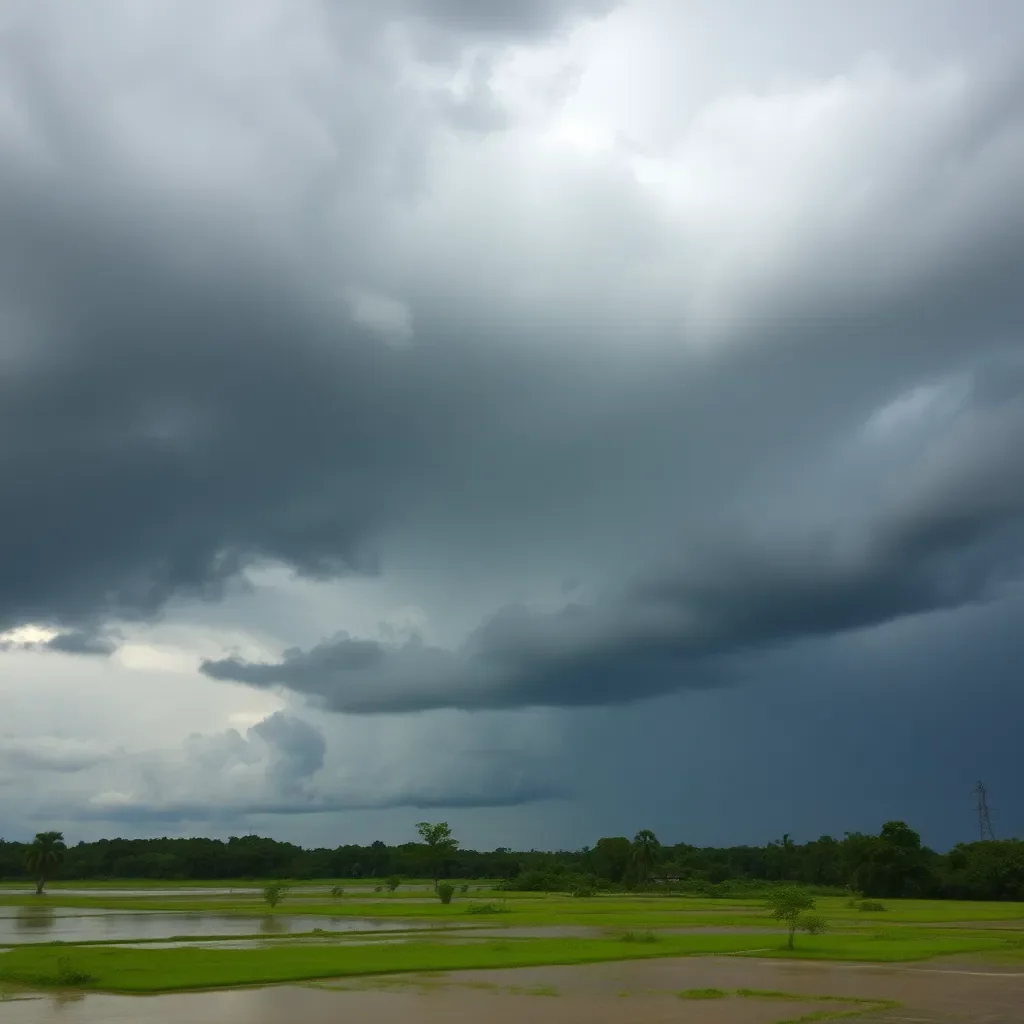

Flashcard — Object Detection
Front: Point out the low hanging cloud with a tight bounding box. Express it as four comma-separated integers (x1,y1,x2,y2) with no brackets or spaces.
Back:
0,736,120,773
30,708,566,824
202,383,1024,711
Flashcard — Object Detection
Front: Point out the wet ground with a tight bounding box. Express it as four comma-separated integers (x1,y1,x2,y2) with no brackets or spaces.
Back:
0,907,432,945
3,954,1023,1023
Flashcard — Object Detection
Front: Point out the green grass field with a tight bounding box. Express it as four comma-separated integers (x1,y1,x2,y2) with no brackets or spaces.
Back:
2,930,1018,993
2,885,1023,994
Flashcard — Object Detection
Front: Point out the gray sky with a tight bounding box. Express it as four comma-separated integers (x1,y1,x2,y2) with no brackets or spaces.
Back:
2,0,1024,851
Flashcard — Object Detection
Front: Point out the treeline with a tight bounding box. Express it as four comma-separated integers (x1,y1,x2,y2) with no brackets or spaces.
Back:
1,821,1022,901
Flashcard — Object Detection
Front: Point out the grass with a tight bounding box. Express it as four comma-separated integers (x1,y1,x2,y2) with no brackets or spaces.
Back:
748,931,1020,962
3,885,1024,996
0,934,786,992
2,927,1019,993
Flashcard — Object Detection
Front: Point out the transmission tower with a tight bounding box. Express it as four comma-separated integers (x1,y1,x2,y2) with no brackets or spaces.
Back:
975,780,995,841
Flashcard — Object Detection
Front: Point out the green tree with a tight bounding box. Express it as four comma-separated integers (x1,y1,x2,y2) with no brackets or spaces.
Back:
24,831,66,895
385,874,402,893
416,822,458,890
262,881,288,908
765,886,822,950
849,822,933,898
592,837,632,883
631,830,661,887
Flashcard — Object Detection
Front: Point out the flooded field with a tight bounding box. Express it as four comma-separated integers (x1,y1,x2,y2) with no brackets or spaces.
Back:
3,954,1023,1023
0,889,260,898
0,907,432,945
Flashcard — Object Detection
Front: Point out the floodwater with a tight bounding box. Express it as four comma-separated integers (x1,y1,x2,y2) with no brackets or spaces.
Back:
0,906,431,945
4,954,1024,1023
0,888,260,897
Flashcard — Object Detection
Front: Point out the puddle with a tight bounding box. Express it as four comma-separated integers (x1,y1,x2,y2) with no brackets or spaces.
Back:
0,908,433,945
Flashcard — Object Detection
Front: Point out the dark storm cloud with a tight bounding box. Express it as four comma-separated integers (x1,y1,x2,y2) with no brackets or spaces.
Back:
202,386,1024,710
3,0,1024,722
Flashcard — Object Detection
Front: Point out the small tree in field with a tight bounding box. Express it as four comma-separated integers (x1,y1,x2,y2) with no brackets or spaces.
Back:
24,831,66,895
386,875,402,893
263,882,289,908
416,821,458,891
437,882,455,905
765,886,825,950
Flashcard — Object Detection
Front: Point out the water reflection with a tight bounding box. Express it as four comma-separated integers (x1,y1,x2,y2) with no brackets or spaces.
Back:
15,904,56,932
0,911,429,945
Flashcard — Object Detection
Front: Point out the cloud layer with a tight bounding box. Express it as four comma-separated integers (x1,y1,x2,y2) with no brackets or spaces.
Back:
3,0,1024,838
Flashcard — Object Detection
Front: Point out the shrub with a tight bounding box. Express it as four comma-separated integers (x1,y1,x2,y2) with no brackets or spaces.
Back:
465,901,505,915
385,875,401,893
857,900,886,912
619,930,659,943
330,885,345,897
262,882,288,908
798,913,827,935
460,883,470,893
571,884,596,897
56,957,95,986
437,882,456,904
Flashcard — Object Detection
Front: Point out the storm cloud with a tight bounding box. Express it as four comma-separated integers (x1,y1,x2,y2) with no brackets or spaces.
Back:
3,0,1024,841
200,375,1024,711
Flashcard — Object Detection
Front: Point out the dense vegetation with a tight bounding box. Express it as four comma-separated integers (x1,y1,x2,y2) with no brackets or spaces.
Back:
1,820,1021,901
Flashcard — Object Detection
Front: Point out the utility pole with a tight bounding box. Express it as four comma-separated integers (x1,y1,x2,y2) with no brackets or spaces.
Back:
975,781,995,842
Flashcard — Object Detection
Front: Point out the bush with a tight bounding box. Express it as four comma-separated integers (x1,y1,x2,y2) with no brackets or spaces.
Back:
56,956,95,986
465,901,506,915
437,882,456,904
798,913,827,935
856,900,886,912
571,884,596,897
330,885,345,897
460,883,470,893
619,930,659,943
385,875,401,892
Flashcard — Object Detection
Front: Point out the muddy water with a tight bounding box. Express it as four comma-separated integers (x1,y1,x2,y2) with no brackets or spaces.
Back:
0,981,851,1024
0,907,431,945
5,955,1024,1023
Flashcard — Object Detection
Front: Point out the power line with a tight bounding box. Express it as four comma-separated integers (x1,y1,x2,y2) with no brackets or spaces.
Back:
975,780,995,842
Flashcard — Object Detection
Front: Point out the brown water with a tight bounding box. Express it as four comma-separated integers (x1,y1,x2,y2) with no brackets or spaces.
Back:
4,954,1024,1023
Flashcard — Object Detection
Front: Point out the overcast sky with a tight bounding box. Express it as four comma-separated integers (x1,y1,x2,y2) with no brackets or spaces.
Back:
2,0,1024,853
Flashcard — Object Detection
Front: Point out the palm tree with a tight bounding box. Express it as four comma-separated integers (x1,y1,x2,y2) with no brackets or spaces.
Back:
24,831,66,895
631,830,661,888
781,833,795,881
